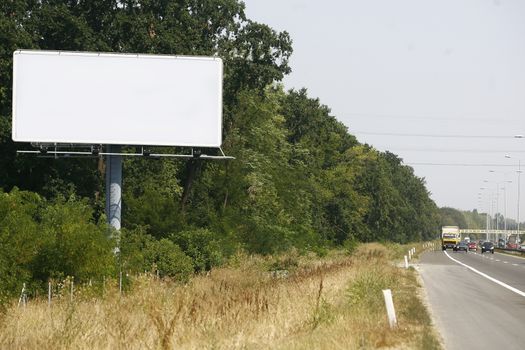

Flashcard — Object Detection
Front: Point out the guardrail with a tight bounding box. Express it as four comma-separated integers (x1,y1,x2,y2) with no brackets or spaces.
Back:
494,247,525,257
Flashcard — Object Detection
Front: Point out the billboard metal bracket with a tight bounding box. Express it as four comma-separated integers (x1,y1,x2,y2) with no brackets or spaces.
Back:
16,146,235,160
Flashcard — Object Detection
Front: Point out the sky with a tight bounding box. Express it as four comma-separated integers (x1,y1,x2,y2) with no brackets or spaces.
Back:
242,0,525,221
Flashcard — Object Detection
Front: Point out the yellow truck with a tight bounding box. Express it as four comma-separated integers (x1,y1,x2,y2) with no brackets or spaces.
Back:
442,226,460,250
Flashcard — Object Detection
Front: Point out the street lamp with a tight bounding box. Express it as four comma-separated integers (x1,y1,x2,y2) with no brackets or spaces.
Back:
502,180,512,231
483,180,501,233
505,155,522,244
488,170,513,233
479,186,492,241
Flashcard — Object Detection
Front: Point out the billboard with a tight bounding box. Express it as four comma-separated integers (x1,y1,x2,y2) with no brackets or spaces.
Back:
12,50,223,147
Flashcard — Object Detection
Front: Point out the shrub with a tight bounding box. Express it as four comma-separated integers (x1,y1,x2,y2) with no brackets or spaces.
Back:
0,189,115,297
31,196,116,285
343,237,359,255
0,189,42,297
347,267,396,311
170,228,224,272
144,239,193,282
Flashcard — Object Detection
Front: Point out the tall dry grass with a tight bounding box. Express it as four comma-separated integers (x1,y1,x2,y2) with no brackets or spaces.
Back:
0,244,441,349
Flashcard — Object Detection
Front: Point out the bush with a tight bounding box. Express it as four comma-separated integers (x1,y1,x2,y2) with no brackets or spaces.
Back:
119,227,154,275
343,237,359,255
0,188,41,297
31,197,116,284
144,239,193,282
170,228,224,272
347,267,396,311
0,189,116,298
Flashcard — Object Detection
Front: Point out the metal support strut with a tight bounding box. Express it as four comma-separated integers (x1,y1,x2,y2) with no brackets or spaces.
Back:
105,145,122,231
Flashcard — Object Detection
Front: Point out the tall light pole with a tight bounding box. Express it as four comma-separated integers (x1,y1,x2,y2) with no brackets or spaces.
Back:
488,169,513,241
479,188,490,241
502,180,512,231
484,180,501,241
513,135,523,244
505,155,522,244
517,160,521,244
480,186,491,241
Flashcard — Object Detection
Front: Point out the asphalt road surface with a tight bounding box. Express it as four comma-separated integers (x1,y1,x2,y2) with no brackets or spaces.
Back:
419,249,525,350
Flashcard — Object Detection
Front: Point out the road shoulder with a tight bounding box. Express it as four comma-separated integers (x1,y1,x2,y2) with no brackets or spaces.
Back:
412,260,446,350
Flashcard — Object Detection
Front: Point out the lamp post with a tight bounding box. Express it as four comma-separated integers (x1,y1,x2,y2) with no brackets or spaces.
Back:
479,194,489,240
488,169,513,242
505,155,522,244
484,180,501,241
480,186,491,241
502,180,512,231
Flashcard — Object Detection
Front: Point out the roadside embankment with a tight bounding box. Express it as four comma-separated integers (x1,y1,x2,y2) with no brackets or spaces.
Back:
0,243,442,349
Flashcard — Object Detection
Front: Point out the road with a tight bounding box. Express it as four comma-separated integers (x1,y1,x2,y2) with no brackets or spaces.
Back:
419,249,525,350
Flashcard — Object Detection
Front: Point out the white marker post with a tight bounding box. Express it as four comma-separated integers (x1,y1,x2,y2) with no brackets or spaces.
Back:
404,255,409,269
382,289,397,328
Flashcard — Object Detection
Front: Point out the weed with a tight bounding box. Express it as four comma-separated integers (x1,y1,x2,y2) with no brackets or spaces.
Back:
0,244,440,350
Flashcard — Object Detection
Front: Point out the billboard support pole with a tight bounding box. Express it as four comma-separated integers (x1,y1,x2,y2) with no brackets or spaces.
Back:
106,145,122,232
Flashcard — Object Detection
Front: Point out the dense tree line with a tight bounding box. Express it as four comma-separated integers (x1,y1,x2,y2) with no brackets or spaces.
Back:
439,207,523,233
0,0,440,297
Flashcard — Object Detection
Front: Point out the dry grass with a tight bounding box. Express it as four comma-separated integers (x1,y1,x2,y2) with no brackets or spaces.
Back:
0,244,441,349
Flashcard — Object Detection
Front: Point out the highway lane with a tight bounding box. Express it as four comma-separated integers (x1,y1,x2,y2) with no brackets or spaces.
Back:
419,250,525,350
447,250,525,294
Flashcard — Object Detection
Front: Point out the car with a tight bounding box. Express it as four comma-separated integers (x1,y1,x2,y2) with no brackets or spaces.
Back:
506,243,518,250
481,242,494,254
467,242,477,251
453,241,469,252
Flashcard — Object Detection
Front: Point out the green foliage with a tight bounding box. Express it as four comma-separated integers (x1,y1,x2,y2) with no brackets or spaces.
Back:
0,188,115,298
143,239,193,282
170,228,224,272
0,188,41,297
439,207,468,228
119,226,154,275
0,1,445,298
347,268,397,311
31,197,115,283
343,237,359,255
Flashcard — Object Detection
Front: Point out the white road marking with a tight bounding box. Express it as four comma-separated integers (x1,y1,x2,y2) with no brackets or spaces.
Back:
495,251,525,261
495,259,501,262
444,251,525,298
503,261,509,264
513,264,519,266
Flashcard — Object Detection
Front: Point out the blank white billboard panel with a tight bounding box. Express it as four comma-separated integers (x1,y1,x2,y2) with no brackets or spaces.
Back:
12,50,222,147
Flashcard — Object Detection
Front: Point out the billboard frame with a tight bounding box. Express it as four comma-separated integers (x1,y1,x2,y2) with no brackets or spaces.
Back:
12,49,224,148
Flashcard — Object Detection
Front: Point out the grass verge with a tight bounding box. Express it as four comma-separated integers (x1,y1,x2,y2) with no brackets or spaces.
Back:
0,243,441,349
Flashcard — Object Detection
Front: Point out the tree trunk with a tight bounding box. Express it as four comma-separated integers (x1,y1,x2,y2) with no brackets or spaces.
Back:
181,159,202,212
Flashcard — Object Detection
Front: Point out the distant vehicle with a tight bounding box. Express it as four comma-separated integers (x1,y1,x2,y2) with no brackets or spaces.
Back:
481,242,495,254
454,241,469,252
520,243,525,251
442,226,460,250
498,240,506,248
506,243,518,250
467,242,477,251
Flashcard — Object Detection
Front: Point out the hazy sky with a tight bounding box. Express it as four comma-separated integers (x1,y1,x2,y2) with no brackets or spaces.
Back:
243,0,525,220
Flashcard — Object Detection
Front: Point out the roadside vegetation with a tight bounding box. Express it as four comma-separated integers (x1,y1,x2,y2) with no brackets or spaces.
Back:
0,243,441,350
0,1,440,301
440,206,523,233
0,2,445,347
